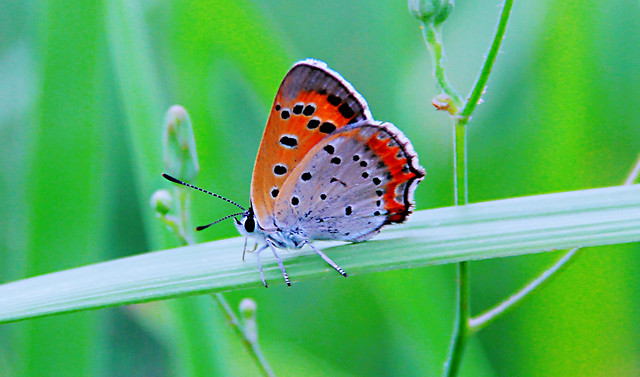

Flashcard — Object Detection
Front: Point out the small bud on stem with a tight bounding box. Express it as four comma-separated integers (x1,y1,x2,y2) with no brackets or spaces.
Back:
409,0,454,26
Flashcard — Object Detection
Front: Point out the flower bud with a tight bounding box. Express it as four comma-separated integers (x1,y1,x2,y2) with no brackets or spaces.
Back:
239,298,257,319
409,0,454,25
239,298,258,343
163,105,199,181
150,189,172,215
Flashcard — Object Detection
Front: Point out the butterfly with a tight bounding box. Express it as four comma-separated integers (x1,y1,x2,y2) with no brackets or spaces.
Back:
164,59,425,287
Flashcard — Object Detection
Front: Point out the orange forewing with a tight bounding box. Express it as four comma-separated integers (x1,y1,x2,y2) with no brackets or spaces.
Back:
250,61,370,228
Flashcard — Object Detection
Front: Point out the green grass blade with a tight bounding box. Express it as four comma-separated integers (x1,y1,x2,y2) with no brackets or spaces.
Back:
104,0,166,245
19,0,108,375
0,184,638,324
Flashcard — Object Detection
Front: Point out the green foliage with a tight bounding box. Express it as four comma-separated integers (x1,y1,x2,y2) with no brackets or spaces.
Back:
0,1,639,376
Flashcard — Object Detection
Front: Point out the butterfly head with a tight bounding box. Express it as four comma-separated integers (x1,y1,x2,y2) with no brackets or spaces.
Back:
234,207,257,237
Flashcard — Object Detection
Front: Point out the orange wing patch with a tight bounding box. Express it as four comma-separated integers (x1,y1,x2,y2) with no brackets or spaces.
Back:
250,60,371,229
361,126,425,224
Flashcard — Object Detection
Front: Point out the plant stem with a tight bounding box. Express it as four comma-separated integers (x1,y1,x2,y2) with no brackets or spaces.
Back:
624,153,640,185
177,189,194,245
444,92,471,377
212,294,276,377
453,123,468,206
468,153,640,333
458,0,514,125
469,247,580,333
422,23,463,110
445,260,470,377
442,2,514,375
159,215,186,244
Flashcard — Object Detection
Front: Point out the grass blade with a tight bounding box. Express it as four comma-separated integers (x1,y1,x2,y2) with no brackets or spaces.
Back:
0,184,638,324
20,0,108,375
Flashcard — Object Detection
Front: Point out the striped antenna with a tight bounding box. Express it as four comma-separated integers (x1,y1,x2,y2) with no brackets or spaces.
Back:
162,173,246,211
195,212,245,231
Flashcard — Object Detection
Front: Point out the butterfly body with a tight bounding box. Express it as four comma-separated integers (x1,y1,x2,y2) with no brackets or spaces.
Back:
237,59,425,286
164,59,424,287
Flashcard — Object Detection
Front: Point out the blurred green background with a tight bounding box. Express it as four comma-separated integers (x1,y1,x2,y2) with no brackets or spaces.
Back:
1,0,639,376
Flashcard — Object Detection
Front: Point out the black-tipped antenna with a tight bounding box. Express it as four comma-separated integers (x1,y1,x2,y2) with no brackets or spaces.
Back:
162,173,246,211
195,212,244,231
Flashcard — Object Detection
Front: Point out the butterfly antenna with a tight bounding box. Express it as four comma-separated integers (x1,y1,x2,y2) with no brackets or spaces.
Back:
162,173,246,211
195,212,245,231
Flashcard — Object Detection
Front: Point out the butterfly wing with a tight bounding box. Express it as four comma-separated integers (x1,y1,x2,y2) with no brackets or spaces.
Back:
273,121,425,242
250,59,373,230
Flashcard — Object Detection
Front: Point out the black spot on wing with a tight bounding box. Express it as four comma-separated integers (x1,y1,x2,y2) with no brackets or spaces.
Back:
307,118,320,129
338,103,355,118
303,104,316,116
279,136,297,148
327,94,341,106
273,164,287,175
319,122,336,134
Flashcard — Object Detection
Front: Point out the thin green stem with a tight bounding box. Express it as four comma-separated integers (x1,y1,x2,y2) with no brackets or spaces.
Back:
441,1,513,375
158,215,186,244
422,23,463,110
444,94,471,377
212,294,276,377
453,123,468,206
468,153,640,333
445,261,470,377
624,153,640,185
458,0,514,125
177,188,195,245
469,247,580,333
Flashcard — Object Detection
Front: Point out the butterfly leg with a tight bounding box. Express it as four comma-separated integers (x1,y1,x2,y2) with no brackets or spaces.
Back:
255,243,270,288
306,242,348,278
267,241,291,287
242,237,248,261
242,239,259,262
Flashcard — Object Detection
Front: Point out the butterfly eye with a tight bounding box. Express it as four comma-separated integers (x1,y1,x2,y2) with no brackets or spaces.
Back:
244,215,255,233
